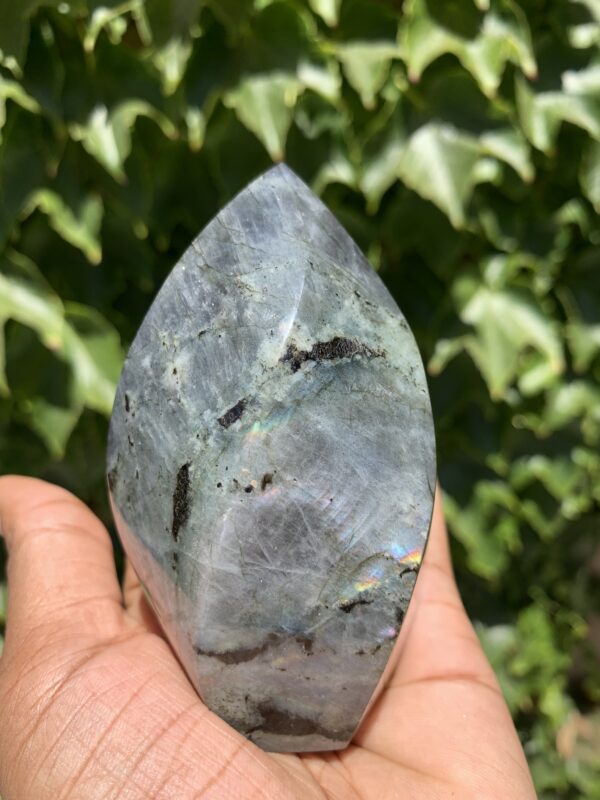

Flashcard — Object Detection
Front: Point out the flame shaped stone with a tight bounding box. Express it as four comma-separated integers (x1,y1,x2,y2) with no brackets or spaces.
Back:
107,165,436,753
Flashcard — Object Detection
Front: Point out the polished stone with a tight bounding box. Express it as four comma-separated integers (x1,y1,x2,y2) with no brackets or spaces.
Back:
106,164,436,753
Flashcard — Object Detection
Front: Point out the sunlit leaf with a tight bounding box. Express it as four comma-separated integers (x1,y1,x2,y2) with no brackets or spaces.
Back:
297,59,342,104
580,139,600,212
84,2,139,53
62,302,123,415
443,484,521,580
22,189,103,264
480,128,534,182
69,101,178,182
361,121,407,211
308,0,341,26
567,320,600,372
224,72,302,161
460,287,565,398
336,42,402,108
0,75,41,136
24,396,81,457
0,251,123,425
152,37,194,96
401,0,536,97
516,70,600,154
313,150,358,194
396,123,483,228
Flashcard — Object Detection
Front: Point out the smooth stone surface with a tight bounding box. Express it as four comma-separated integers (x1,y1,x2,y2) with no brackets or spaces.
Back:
107,164,436,753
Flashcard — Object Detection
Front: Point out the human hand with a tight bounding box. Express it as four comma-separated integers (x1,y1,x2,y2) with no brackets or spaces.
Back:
0,476,536,799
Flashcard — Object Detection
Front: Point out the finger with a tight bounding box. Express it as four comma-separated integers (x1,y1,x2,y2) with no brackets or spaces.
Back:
122,555,141,606
353,486,520,768
122,557,165,637
387,486,499,691
0,476,125,656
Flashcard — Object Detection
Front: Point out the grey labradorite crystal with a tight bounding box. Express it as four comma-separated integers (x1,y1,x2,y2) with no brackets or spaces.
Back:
107,164,436,753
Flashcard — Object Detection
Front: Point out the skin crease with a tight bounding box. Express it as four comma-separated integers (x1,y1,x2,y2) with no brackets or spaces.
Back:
0,475,537,800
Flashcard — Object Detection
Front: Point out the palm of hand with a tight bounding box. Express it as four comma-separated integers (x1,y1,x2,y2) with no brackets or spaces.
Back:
0,477,535,799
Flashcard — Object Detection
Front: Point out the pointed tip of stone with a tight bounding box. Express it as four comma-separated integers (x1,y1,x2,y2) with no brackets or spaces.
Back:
266,162,295,177
259,162,306,189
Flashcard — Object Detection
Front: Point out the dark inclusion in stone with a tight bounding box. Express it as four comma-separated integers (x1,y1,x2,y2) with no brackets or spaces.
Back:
106,165,436,753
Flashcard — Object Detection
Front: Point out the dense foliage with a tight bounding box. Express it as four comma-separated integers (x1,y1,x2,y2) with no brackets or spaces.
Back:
1,0,599,795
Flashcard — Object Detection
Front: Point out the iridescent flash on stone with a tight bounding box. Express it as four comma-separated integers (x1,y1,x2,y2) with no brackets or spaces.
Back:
107,164,436,753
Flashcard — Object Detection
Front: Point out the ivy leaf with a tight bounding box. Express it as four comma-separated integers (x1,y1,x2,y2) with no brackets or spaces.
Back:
0,75,41,137
568,0,600,48
151,37,194,96
336,42,402,108
401,0,536,97
0,251,123,444
480,128,534,183
308,0,341,26
62,302,123,415
224,72,302,161
143,0,203,45
24,396,82,457
396,123,485,228
361,122,407,212
313,150,358,194
516,68,600,154
297,59,342,104
69,101,178,182
580,138,600,212
567,320,600,373
428,335,471,376
460,287,565,399
84,2,138,53
22,189,103,264
443,484,521,580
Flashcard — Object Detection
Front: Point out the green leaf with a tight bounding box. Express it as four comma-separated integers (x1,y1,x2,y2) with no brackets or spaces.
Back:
480,128,534,183
516,69,600,154
24,396,81,457
0,251,64,350
580,139,600,212
567,320,600,372
84,1,139,53
396,123,483,228
0,75,41,136
62,302,123,415
569,0,600,49
297,59,342,104
401,0,536,97
69,101,178,181
361,121,407,211
143,0,203,44
460,287,565,399
224,72,302,161
22,189,103,264
308,0,341,26
151,37,194,96
185,106,206,151
443,484,521,580
336,42,402,109
428,336,471,375
313,150,358,194
0,251,123,443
